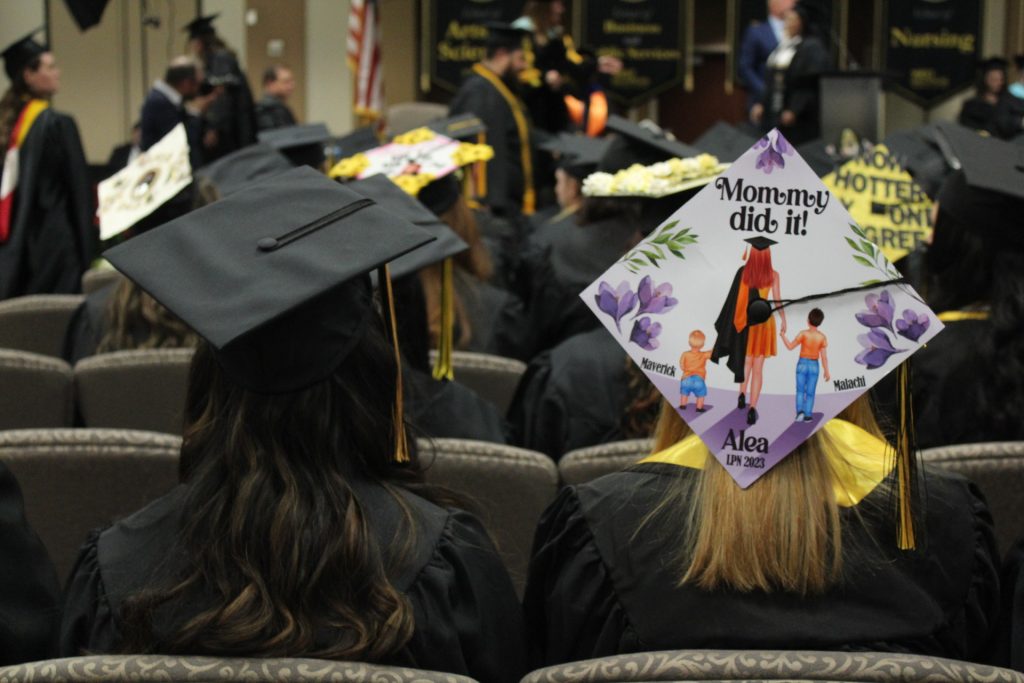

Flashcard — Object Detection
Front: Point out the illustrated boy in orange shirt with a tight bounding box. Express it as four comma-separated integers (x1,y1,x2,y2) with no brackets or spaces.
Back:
780,307,830,422
679,330,712,412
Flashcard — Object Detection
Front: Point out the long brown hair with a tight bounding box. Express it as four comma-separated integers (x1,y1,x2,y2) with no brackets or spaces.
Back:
418,196,494,349
649,395,884,595
0,54,42,147
96,280,199,353
121,316,435,659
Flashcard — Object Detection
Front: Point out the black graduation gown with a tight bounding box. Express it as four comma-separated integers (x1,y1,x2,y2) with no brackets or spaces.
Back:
0,108,93,300
59,484,528,682
493,215,639,361
524,461,1000,667
959,96,1005,137
0,460,61,665
255,94,297,132
759,36,830,145
406,367,508,444
995,538,1024,670
508,328,631,459
62,283,115,364
203,49,257,162
709,267,748,383
449,72,527,216
454,269,510,355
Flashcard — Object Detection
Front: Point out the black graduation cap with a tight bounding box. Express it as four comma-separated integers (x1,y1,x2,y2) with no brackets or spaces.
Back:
64,0,110,31
104,166,435,394
422,113,486,142
881,124,953,199
258,123,331,169
346,174,467,279
540,133,612,179
183,14,219,39
934,121,1024,232
417,175,462,217
2,30,47,81
693,121,758,163
334,126,381,156
194,143,293,198
600,115,700,172
745,236,777,250
978,56,1009,72
484,22,530,52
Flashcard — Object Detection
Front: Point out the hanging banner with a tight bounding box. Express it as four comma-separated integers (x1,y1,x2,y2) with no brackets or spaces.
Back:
422,0,521,94
577,0,686,106
883,0,981,108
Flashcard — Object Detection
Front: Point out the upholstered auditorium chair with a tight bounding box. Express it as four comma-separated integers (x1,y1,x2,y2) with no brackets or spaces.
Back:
0,294,83,358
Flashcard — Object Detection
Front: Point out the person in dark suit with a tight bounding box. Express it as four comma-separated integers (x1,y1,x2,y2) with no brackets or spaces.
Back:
738,0,794,111
255,65,297,131
139,57,218,168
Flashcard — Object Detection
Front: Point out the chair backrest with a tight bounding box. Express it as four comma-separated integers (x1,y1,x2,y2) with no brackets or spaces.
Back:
922,441,1024,554
386,101,449,135
0,294,84,357
559,439,653,485
0,654,478,682
81,267,126,295
429,350,527,414
75,348,194,434
520,649,1024,682
0,349,73,430
417,438,558,595
0,428,181,580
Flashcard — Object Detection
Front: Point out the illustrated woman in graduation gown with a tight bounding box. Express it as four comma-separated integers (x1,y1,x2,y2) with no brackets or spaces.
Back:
0,32,92,300
711,236,787,425
59,168,528,683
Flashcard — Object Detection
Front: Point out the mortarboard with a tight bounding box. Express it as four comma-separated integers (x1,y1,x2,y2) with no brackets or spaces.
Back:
98,123,192,240
347,174,469,380
183,14,219,39
422,113,487,142
104,166,435,396
258,123,331,169
417,175,462,217
2,30,47,82
822,144,934,262
934,122,1024,236
583,153,728,199
694,122,759,163
334,126,382,156
978,56,1009,72
194,143,293,198
601,115,701,172
484,22,530,52
540,133,612,180
582,128,943,549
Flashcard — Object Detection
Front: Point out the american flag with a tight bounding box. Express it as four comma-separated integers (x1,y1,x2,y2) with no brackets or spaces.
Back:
348,0,384,122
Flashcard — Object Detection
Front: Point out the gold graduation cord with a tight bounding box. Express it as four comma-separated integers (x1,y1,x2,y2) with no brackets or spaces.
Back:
432,257,455,381
472,63,536,215
937,310,989,322
468,131,487,209
381,264,410,463
894,362,916,549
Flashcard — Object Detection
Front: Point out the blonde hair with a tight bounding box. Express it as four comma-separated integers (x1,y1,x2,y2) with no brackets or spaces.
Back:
688,330,705,346
418,196,494,350
649,396,883,595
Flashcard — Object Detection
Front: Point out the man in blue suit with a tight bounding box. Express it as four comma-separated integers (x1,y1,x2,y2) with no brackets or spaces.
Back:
738,0,794,111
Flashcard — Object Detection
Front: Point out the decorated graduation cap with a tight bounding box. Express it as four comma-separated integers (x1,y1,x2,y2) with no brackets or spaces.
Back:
2,30,47,81
934,122,1024,235
582,152,727,199
183,13,219,39
195,143,292,198
98,123,192,240
601,115,701,172
105,166,435,458
347,174,469,381
258,123,331,168
540,132,612,180
582,128,944,549
822,145,934,262
328,125,492,197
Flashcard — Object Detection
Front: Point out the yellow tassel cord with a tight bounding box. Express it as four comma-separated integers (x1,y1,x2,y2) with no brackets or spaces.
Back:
432,258,456,382
471,63,536,215
894,361,916,550
381,265,410,463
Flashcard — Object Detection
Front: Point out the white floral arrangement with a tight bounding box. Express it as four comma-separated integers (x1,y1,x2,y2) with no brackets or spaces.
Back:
582,154,728,198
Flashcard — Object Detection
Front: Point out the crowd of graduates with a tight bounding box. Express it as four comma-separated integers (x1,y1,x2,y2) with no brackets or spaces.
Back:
2,0,1024,680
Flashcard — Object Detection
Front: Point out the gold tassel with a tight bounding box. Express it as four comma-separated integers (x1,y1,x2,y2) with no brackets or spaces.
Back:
381,265,410,463
432,258,455,382
742,246,749,261
894,361,916,549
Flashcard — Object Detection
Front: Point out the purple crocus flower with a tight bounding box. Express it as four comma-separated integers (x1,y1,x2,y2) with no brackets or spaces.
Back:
773,131,794,156
854,329,905,370
895,309,930,342
635,275,678,316
630,317,662,351
595,280,638,332
755,147,785,174
855,290,895,331
754,135,770,149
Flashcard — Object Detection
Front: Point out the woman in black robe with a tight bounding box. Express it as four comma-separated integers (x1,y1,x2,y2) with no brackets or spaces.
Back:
958,58,1010,138
59,170,527,682
524,398,1000,665
0,35,92,300
0,460,60,664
